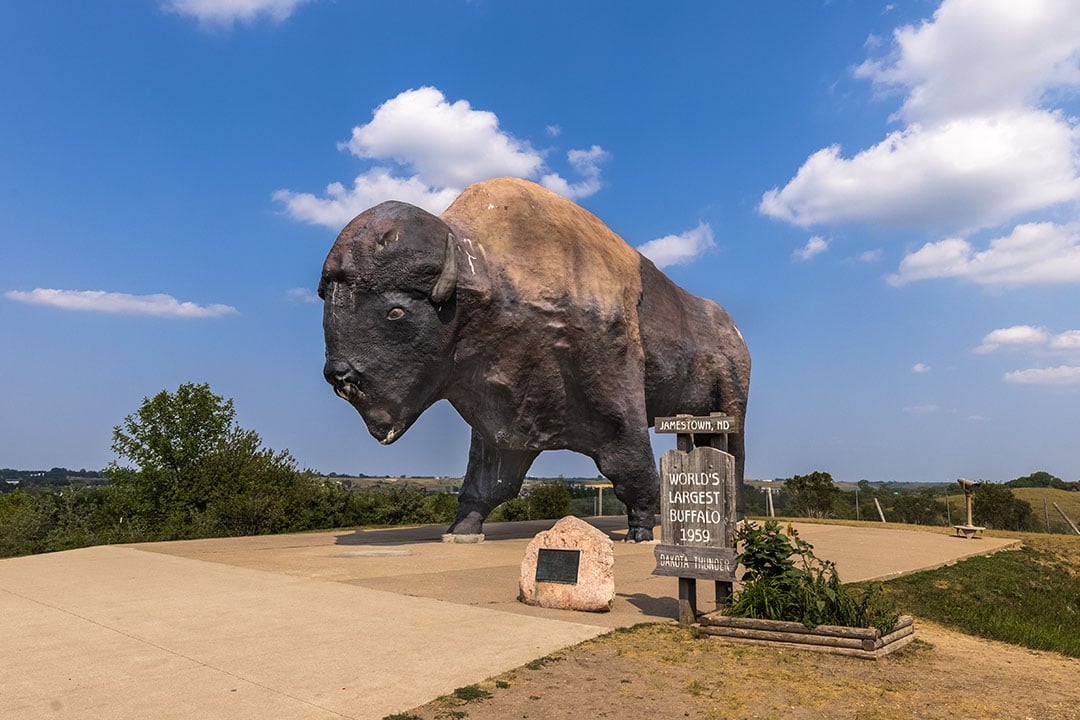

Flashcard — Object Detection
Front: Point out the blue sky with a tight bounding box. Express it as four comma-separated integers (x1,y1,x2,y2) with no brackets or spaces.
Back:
3,0,1079,483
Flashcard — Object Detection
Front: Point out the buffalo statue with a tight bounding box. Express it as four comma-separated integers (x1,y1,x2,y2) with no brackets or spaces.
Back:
321,177,750,541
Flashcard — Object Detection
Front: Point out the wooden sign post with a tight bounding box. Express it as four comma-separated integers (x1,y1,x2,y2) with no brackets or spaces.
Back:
653,413,739,624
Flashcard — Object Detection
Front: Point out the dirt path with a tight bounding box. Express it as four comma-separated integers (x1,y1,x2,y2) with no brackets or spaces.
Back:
402,621,1080,720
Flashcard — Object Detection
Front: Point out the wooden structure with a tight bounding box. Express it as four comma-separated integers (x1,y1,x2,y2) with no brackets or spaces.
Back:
698,614,915,660
653,413,739,624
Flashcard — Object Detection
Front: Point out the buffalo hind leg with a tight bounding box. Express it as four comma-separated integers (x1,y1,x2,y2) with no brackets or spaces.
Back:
593,434,659,542
449,429,539,536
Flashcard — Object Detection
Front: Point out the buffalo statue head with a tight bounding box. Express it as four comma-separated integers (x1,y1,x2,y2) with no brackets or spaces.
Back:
320,201,459,445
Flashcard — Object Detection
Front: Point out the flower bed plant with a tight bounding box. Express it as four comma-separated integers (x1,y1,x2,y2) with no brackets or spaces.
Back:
698,520,912,659
725,520,900,633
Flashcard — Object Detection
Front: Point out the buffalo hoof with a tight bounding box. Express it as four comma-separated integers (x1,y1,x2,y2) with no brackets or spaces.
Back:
448,510,484,536
624,526,654,543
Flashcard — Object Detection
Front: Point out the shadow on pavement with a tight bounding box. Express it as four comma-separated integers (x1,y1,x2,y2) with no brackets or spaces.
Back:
333,516,641,546
619,592,679,619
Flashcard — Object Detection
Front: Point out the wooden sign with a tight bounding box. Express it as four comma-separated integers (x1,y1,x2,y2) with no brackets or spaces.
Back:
652,445,737,582
654,415,739,434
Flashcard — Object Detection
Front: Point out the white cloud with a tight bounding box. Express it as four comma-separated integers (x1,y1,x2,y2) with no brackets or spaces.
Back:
903,404,941,414
975,324,1080,356
636,222,715,269
164,0,312,25
287,287,320,304
889,222,1080,286
274,168,460,226
5,289,237,318
1050,330,1080,351
761,111,1080,232
763,0,1080,289
793,236,829,262
974,325,1051,354
858,249,884,263
974,325,1080,385
278,87,607,228
341,87,543,190
912,363,931,373
541,145,609,200
1004,365,1080,385
854,0,1080,124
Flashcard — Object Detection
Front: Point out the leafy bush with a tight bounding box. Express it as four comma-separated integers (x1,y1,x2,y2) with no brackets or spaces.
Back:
488,496,529,522
526,481,572,519
728,520,899,633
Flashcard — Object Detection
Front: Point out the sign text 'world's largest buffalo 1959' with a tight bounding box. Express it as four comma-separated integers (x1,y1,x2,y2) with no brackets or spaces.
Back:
653,445,738,581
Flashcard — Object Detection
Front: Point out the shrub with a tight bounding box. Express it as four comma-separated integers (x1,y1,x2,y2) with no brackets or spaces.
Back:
526,481,572,519
489,497,529,522
728,520,899,634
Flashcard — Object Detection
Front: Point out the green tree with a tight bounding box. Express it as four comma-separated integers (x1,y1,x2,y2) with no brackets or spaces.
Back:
1006,471,1072,490
785,471,841,519
107,383,235,528
973,483,1035,531
105,382,314,540
0,489,53,557
891,491,947,526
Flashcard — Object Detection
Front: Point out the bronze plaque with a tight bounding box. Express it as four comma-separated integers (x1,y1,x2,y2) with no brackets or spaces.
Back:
535,548,581,584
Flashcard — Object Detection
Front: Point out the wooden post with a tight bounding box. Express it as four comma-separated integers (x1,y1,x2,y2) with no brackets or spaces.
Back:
1054,503,1080,535
874,497,886,523
654,413,740,623
678,577,698,624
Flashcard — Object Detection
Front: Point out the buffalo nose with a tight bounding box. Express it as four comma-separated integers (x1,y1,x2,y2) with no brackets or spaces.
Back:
324,359,361,387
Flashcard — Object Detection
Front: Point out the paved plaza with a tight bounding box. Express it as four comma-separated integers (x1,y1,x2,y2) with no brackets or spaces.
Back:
0,519,1017,719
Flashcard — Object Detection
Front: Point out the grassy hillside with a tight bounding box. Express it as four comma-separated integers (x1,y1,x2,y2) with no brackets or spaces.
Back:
941,486,1080,533
1010,487,1080,533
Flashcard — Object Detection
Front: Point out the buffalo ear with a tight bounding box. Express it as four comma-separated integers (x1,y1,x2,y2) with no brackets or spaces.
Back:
431,232,458,305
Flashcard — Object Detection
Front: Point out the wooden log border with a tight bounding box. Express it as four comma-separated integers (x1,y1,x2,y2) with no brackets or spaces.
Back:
697,614,915,660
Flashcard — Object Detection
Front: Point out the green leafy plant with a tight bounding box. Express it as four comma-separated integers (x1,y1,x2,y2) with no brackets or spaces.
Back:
452,685,492,703
728,520,899,634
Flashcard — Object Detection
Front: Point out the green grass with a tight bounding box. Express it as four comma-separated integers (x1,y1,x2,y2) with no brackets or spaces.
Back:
880,535,1080,657
451,685,492,703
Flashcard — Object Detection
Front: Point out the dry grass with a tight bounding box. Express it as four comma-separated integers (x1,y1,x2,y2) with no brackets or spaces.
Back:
398,621,1080,720
1010,488,1080,533
394,529,1080,720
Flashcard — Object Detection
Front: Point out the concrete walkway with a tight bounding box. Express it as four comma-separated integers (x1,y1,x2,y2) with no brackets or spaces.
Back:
0,520,1016,720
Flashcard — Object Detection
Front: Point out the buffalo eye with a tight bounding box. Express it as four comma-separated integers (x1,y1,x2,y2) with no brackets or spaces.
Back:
387,307,406,321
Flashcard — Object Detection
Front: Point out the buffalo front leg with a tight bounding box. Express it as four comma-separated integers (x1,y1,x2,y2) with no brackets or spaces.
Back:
449,429,539,536
593,433,659,542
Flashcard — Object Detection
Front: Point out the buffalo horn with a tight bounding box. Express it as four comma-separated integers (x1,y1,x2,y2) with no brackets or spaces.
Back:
431,232,458,305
